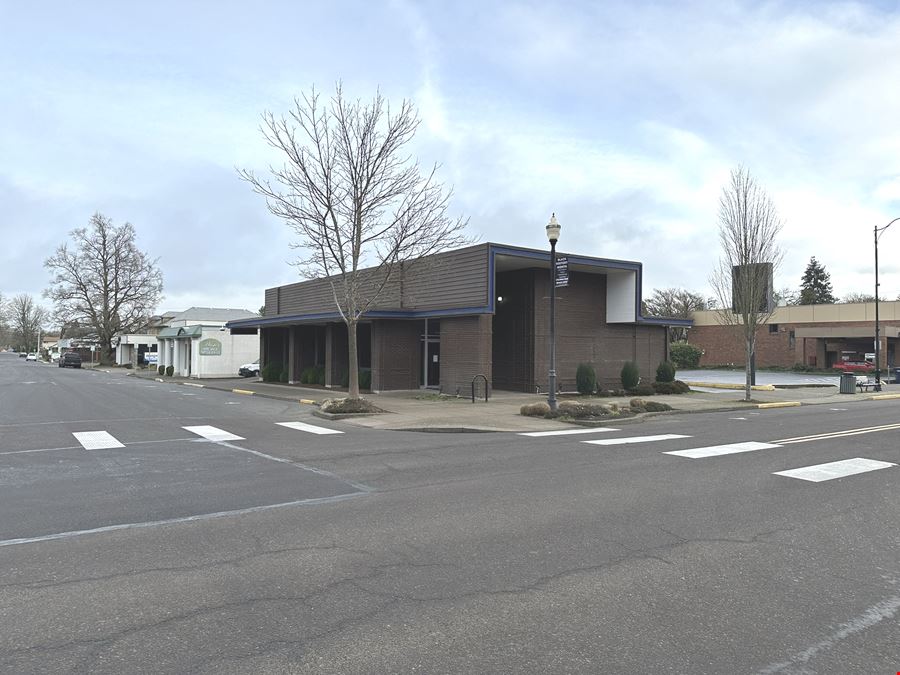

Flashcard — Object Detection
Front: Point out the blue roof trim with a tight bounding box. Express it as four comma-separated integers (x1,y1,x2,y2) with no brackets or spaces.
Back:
488,244,642,272
636,316,693,327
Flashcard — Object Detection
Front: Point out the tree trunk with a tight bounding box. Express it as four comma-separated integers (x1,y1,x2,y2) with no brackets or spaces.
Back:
347,319,360,399
744,334,753,402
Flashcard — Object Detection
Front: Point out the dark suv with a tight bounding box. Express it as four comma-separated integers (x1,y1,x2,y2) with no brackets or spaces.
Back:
59,352,82,369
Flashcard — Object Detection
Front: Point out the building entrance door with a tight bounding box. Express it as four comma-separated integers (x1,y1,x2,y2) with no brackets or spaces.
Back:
420,318,440,388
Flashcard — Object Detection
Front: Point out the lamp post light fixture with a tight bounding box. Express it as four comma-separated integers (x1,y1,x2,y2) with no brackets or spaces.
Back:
874,217,900,392
546,213,561,411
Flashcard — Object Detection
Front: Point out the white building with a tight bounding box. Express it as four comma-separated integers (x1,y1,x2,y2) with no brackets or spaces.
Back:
156,307,258,378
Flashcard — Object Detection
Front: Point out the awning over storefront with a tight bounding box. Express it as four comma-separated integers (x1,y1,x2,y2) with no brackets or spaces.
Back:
158,326,203,339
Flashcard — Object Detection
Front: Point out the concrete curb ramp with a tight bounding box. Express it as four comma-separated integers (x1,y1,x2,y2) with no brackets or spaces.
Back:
685,381,776,391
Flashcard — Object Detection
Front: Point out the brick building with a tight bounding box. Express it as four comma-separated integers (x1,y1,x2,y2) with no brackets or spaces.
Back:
689,301,900,369
226,243,689,394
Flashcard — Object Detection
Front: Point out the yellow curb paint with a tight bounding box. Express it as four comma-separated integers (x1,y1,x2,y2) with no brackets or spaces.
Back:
231,389,255,395
299,399,317,405
871,393,900,400
684,381,776,391
757,401,801,409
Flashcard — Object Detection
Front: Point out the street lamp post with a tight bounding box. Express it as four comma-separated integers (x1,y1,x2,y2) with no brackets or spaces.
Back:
546,214,561,411
874,217,900,392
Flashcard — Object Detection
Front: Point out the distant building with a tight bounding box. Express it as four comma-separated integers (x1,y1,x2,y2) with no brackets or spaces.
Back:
689,301,900,369
155,307,259,378
226,242,689,393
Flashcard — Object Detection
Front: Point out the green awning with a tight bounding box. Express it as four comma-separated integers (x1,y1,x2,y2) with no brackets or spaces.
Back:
157,325,203,338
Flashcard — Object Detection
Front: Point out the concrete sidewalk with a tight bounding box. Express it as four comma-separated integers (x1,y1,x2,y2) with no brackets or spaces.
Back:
123,369,900,432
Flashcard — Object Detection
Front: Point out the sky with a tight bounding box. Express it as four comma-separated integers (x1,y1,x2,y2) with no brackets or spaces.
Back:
2,0,900,320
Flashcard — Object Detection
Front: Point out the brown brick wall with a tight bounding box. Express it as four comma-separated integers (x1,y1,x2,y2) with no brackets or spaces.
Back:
690,319,900,368
439,315,493,396
371,320,420,391
533,271,668,391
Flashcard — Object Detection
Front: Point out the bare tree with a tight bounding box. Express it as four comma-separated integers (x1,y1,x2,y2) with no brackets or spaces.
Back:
240,84,470,399
7,294,47,352
45,213,163,363
842,292,880,304
710,166,784,401
642,287,707,341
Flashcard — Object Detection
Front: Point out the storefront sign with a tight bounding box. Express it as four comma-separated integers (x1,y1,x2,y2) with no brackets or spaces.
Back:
198,338,222,356
555,256,569,288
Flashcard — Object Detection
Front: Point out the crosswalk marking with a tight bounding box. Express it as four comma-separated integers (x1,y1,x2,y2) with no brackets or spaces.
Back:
519,428,619,437
182,425,244,442
664,441,781,459
582,434,688,446
72,431,125,450
276,421,343,435
774,457,896,482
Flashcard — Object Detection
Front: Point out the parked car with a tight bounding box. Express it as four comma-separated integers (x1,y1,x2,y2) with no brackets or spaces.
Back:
238,359,260,377
58,352,82,369
833,360,875,373
18,352,27,358
25,353,37,361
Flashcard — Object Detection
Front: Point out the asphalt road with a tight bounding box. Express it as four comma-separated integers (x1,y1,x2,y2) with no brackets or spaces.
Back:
2,353,900,673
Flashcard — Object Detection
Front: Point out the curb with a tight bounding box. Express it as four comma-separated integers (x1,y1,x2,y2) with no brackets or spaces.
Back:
231,389,255,396
299,399,317,405
685,381,776,391
183,382,205,388
871,393,900,400
756,401,801,409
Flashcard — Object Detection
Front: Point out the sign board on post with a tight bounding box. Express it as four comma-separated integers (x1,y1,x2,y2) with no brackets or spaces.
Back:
198,338,222,356
555,256,569,288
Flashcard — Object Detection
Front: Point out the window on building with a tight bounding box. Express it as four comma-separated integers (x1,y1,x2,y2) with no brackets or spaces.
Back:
769,324,779,333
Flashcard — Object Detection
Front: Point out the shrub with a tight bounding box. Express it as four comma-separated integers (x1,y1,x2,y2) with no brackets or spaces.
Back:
621,361,640,390
520,402,551,417
575,363,597,395
316,366,325,386
158,365,165,376
673,380,690,393
165,365,174,377
644,401,672,412
279,370,289,383
629,398,646,412
320,397,383,414
656,361,676,383
261,362,282,382
670,342,703,369
558,401,617,418
359,369,372,390
652,381,676,394
629,383,655,396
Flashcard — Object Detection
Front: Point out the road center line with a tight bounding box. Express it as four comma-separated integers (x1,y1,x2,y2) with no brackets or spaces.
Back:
774,422,900,444
0,492,366,548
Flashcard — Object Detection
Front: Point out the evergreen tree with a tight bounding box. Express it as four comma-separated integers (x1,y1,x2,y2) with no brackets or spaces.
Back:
799,256,836,305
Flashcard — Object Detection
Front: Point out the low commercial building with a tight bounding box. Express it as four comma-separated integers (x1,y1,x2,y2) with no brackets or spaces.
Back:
226,243,689,394
689,301,900,369
156,308,259,378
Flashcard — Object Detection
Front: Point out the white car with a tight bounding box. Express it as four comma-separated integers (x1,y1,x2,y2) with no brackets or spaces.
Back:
25,353,37,361
239,359,260,377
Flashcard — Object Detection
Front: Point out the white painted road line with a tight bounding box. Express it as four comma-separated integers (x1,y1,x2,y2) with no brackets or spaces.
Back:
774,457,896,483
664,441,781,459
519,427,619,437
72,431,125,450
582,434,689,446
276,421,343,435
182,425,245,442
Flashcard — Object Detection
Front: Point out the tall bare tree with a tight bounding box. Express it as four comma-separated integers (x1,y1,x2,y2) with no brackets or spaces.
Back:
240,84,470,399
642,287,708,341
7,294,47,352
45,213,163,363
710,166,784,401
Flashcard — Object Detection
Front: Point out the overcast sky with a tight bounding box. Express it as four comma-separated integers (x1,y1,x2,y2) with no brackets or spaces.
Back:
3,0,900,318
